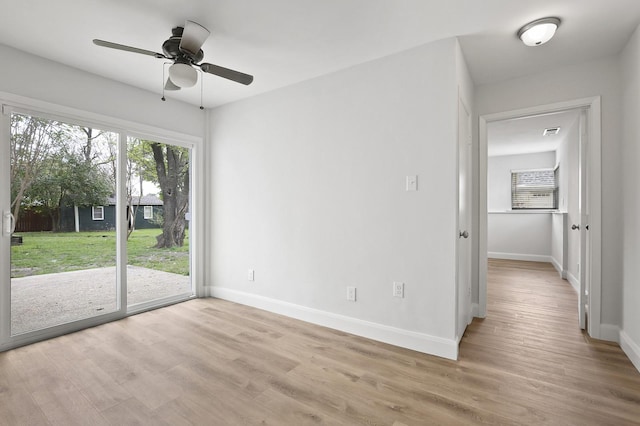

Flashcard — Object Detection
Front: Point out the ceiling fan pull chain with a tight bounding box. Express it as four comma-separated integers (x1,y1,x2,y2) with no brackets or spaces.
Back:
200,69,204,110
161,62,167,102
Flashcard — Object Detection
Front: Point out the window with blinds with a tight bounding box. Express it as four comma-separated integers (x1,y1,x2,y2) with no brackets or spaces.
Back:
511,167,559,209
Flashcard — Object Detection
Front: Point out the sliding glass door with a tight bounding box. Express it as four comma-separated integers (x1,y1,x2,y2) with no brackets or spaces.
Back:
0,105,196,347
125,137,192,309
8,111,119,335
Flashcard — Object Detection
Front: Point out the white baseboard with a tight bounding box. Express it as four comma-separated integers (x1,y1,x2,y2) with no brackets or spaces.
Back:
599,324,620,343
566,271,579,294
471,303,480,318
488,252,553,263
620,331,640,373
550,257,567,279
207,286,458,360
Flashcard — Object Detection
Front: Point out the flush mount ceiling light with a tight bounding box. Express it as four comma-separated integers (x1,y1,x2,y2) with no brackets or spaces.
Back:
518,17,561,47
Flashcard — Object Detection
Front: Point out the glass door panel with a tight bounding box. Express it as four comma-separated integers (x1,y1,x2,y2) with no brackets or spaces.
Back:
9,112,119,335
126,137,192,308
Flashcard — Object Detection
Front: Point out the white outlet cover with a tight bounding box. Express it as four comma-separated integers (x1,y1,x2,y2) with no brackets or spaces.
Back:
406,175,418,191
393,282,404,298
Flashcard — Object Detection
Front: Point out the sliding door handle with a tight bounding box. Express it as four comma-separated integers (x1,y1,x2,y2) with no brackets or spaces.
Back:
3,211,15,235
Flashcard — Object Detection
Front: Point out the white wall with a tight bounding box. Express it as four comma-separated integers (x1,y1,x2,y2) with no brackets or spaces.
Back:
0,44,204,137
208,38,462,359
487,151,555,212
486,152,554,261
488,212,552,262
556,117,579,214
551,212,568,279
620,24,640,371
474,55,623,333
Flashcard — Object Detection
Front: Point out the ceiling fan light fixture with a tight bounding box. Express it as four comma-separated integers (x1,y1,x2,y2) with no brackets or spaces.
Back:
169,62,197,88
518,17,561,47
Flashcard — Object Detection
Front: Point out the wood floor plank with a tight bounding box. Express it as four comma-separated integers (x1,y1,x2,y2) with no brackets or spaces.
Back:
0,359,50,426
1,258,639,425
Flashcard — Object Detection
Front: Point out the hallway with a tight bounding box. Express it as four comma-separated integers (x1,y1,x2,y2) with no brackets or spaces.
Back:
460,259,640,424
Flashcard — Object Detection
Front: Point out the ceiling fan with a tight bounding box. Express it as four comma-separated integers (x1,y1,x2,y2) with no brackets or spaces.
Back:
93,20,253,94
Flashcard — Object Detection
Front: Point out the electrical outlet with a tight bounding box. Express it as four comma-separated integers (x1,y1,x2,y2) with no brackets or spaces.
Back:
406,175,418,191
393,282,404,298
346,286,357,302
248,269,255,281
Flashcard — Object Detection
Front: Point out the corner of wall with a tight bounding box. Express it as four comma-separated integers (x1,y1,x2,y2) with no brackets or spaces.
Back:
620,330,640,373
565,271,579,294
599,324,620,344
620,21,640,375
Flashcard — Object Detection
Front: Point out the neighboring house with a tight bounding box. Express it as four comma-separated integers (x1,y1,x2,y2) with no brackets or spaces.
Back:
59,195,163,232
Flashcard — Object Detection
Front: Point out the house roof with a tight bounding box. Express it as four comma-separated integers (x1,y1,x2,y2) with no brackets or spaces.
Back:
107,195,163,206
0,1,638,108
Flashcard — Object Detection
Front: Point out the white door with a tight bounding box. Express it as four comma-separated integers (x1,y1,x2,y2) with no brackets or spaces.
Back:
457,98,472,339
578,109,589,329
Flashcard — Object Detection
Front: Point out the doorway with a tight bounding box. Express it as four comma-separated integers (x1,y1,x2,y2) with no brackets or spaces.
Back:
478,97,602,338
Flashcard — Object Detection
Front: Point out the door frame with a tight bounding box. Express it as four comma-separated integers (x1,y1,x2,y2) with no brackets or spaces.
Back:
0,92,204,351
478,96,602,338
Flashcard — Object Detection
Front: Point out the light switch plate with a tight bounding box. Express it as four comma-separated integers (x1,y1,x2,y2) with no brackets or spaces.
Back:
346,286,357,302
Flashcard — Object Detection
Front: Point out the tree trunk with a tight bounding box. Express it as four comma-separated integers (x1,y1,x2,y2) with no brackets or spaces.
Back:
49,209,59,233
151,143,188,248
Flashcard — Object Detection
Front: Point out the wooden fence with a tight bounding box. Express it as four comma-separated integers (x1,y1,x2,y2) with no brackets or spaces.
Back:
15,210,52,232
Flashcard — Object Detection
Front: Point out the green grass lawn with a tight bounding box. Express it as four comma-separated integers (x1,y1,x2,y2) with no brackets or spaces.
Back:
11,229,189,278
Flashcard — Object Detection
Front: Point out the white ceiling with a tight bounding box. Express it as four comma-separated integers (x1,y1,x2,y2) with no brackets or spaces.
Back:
488,109,580,157
1,0,639,108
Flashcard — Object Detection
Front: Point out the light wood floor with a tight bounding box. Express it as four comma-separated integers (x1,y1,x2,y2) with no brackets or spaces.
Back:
1,259,639,425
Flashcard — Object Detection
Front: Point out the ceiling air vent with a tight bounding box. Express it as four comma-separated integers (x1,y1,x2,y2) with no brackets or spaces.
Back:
543,127,561,136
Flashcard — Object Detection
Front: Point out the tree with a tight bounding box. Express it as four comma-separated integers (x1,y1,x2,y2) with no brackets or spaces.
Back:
124,138,149,238
27,148,113,231
13,118,115,232
10,113,66,223
149,142,189,248
80,127,104,164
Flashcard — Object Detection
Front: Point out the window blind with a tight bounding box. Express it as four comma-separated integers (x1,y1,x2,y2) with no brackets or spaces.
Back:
511,168,558,209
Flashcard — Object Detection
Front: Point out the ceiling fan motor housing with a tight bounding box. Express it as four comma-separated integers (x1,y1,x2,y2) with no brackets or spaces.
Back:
162,27,204,63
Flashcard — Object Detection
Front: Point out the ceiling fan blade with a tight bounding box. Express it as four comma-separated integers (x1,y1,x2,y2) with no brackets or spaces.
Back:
199,63,254,85
93,39,166,59
164,77,181,91
179,21,210,56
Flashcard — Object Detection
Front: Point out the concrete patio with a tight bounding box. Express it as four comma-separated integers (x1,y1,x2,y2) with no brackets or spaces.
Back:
11,265,191,335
